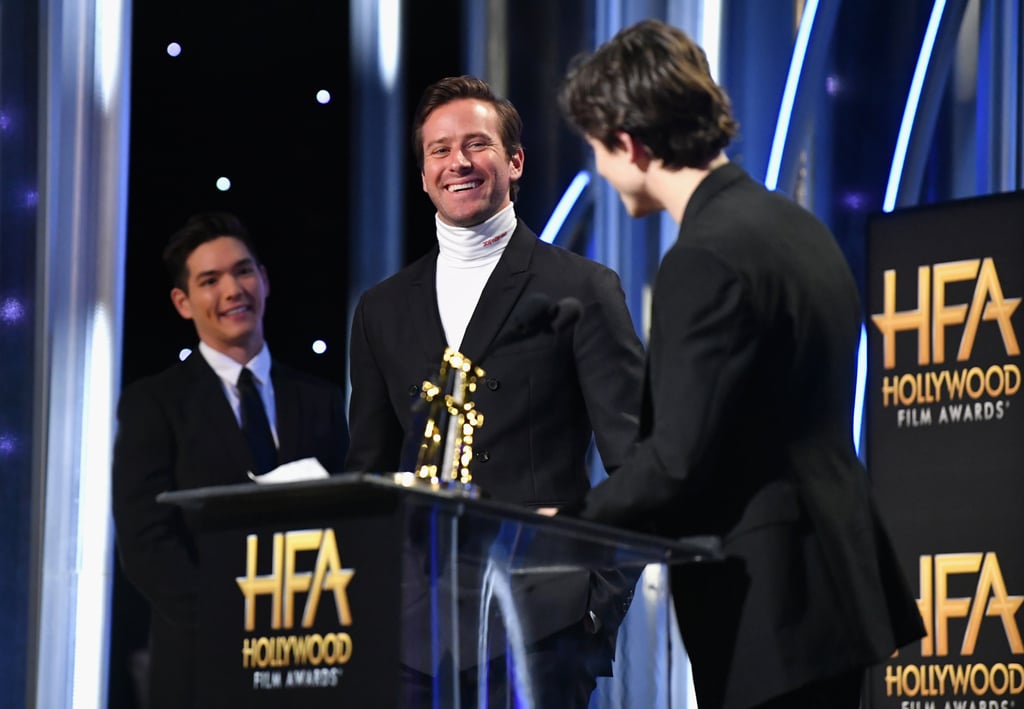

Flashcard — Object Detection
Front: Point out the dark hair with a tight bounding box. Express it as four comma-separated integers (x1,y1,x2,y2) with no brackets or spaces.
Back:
559,19,738,169
411,75,523,200
162,212,260,292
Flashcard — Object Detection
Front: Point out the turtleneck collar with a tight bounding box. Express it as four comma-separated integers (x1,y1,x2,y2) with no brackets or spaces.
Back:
436,203,516,265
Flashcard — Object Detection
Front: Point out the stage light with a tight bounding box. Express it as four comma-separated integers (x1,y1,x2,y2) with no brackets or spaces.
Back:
316,90,331,105
1,298,25,323
884,0,947,212
0,433,15,455
765,0,821,190
216,176,231,191
540,171,591,244
166,42,182,57
179,348,192,361
312,340,327,355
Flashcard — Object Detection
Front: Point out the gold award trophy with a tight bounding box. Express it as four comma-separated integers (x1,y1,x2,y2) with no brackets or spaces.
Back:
395,347,485,497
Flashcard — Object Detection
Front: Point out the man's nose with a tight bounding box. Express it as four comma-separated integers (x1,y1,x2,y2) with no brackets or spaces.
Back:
450,148,471,168
223,274,244,296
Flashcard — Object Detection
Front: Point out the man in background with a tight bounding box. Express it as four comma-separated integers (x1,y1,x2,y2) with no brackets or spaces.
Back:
112,212,348,708
346,76,645,707
555,19,925,709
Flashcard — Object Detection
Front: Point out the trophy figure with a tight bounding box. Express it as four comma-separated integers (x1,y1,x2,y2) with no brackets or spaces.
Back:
396,347,485,497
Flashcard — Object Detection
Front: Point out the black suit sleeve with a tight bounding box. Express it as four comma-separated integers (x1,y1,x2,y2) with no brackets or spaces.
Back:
574,266,644,474
111,382,198,626
345,293,405,472
576,246,758,526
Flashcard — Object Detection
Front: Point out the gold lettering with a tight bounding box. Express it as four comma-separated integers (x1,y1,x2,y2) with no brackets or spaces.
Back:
873,259,1021,368
962,552,1024,655
237,533,284,631
873,267,931,369
303,528,355,628
961,258,1022,361
933,261,978,365
934,554,983,656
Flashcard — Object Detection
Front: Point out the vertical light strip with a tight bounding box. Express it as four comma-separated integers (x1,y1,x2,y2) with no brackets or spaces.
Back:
539,171,591,244
95,0,126,110
883,0,948,212
701,0,723,80
853,323,867,455
377,0,400,91
72,307,115,707
764,0,821,190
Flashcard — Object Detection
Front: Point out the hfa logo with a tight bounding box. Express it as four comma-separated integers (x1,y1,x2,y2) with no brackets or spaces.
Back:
915,552,1023,657
871,258,1020,369
883,553,1024,700
236,528,355,631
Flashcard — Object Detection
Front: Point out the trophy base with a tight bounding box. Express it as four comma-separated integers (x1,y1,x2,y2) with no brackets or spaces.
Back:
391,472,482,499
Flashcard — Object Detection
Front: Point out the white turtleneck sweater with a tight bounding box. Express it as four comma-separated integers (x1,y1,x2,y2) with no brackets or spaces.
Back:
435,203,516,350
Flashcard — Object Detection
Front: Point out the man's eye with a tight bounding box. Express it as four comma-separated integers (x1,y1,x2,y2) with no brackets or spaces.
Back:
200,278,216,286
432,147,449,157
238,266,255,275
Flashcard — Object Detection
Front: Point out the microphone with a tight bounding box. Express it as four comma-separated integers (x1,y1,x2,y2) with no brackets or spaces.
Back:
505,292,582,340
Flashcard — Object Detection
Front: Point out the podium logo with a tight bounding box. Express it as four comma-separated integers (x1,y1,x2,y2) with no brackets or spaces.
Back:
236,528,355,631
871,258,1020,369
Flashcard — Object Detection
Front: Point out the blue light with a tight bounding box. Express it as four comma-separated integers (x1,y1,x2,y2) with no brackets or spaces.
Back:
883,0,947,212
853,323,867,455
539,171,591,244
764,0,820,190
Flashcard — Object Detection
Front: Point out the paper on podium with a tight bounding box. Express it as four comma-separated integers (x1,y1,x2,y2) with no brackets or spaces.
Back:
247,457,328,484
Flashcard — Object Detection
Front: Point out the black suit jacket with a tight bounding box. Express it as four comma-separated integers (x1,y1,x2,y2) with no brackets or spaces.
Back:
111,350,348,709
572,164,924,709
346,221,644,668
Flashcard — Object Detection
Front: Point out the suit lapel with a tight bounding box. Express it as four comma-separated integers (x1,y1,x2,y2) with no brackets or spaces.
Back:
184,352,254,480
271,363,300,461
459,221,535,363
407,248,449,364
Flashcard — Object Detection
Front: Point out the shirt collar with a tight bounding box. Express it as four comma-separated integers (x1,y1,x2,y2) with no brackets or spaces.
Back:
198,340,272,386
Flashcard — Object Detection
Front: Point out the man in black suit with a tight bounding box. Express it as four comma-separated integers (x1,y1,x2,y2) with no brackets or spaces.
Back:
112,212,348,709
556,19,925,709
346,76,645,707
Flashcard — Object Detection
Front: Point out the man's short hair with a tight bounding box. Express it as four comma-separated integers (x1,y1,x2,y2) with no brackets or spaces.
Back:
560,19,738,169
411,75,523,200
162,212,260,292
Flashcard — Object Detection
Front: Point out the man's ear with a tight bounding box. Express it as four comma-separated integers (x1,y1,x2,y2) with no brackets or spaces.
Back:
616,131,652,169
170,287,193,320
508,146,524,181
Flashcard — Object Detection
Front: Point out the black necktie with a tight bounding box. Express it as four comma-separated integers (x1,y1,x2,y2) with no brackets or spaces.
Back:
237,368,278,474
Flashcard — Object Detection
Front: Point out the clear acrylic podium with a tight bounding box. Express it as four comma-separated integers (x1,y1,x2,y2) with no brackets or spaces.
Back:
160,473,720,708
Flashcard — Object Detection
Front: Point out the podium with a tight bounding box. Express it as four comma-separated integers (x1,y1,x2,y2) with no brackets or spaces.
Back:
161,473,720,708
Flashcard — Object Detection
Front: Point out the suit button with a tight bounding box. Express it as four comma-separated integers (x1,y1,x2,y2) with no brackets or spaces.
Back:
485,377,500,391
408,384,420,397
475,450,490,463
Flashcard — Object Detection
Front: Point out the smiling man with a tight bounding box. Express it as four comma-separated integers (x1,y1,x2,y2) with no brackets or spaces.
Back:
112,212,348,709
345,76,645,707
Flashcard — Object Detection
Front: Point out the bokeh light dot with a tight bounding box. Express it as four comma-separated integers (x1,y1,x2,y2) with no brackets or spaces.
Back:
166,42,182,57
316,90,331,105
178,348,192,361
312,339,327,355
216,177,231,192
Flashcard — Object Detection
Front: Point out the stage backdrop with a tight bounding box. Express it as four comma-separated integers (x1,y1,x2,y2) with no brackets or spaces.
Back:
865,191,1024,709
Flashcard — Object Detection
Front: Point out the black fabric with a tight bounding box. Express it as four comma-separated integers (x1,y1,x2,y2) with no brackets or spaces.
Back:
237,367,277,474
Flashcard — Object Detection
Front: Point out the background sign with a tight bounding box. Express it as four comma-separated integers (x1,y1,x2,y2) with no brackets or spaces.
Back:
865,192,1024,708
